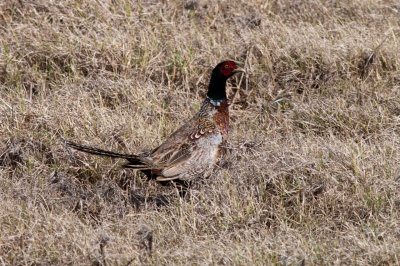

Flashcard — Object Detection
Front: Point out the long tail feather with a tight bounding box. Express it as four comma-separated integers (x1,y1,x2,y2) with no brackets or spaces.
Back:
122,163,153,169
66,140,141,160
66,140,160,180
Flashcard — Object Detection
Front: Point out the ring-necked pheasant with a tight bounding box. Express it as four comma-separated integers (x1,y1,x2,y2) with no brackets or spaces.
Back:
67,61,244,183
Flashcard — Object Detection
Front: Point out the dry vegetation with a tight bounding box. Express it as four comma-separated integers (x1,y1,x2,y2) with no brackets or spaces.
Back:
1,0,400,264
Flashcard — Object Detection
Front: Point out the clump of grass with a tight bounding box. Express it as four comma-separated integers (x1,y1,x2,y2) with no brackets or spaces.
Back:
1,0,400,264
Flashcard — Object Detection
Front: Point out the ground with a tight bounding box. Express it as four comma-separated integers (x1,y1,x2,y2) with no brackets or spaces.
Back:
0,0,400,265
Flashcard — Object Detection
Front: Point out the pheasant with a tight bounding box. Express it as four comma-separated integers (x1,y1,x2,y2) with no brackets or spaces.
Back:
67,60,244,183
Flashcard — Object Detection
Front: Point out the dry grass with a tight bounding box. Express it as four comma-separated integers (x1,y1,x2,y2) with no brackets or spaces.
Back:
1,0,400,264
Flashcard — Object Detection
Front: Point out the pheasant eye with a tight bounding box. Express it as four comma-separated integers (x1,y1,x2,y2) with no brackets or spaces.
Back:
224,64,230,69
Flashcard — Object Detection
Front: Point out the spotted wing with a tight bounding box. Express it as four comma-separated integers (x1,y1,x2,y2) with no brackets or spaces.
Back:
155,143,195,181
150,117,219,180
188,118,217,141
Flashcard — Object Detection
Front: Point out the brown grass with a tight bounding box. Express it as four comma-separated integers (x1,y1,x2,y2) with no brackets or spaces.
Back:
1,0,400,264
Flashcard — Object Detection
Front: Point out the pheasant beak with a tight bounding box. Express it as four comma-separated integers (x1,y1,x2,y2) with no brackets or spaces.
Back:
232,67,245,74
231,60,245,74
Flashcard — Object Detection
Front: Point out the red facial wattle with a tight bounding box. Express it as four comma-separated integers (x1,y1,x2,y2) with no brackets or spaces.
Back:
221,68,231,77
219,61,237,77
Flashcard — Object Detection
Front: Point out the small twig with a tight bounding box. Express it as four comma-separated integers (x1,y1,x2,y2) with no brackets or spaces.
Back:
232,46,252,104
125,258,134,266
272,97,291,104
99,235,110,266
137,225,153,260
360,32,390,80
0,98,12,110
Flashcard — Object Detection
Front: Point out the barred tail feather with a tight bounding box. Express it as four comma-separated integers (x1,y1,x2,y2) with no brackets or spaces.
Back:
122,162,151,169
66,140,140,160
66,140,159,180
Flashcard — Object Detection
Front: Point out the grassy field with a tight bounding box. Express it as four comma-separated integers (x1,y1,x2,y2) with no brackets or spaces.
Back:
1,0,400,264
